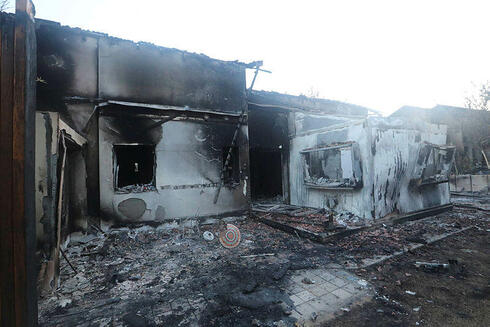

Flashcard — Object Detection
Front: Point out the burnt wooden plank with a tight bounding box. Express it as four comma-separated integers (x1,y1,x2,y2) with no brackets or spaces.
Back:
0,2,37,325
23,2,38,324
12,7,29,326
0,13,16,327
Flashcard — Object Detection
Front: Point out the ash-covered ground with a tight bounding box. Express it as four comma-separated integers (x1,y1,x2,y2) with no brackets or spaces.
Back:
38,206,489,327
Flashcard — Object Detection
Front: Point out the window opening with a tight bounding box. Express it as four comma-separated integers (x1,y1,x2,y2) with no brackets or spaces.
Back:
301,142,362,189
114,144,156,193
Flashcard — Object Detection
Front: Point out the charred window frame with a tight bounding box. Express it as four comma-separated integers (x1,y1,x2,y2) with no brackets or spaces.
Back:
113,144,157,193
222,146,240,185
411,143,455,187
301,142,362,189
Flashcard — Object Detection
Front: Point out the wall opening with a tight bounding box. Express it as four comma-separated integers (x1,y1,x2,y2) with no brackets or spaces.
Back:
250,149,283,201
412,143,455,186
301,143,362,189
222,146,240,185
114,144,156,191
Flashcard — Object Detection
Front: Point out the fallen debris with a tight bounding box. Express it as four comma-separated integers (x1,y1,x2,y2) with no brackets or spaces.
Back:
301,277,315,285
60,248,77,274
202,231,214,241
415,261,450,270
241,253,275,258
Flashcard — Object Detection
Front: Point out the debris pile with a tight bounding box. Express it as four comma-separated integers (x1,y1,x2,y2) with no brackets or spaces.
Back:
37,206,488,326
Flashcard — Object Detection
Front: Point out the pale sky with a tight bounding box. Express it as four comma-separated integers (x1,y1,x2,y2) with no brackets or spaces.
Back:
13,1,490,114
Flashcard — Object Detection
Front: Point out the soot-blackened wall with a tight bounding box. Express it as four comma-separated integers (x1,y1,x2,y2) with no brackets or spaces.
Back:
99,114,249,223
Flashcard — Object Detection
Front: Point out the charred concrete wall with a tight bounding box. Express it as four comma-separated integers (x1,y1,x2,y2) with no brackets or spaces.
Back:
289,113,451,219
369,118,449,218
36,19,247,131
98,114,249,223
97,39,245,113
289,115,373,218
392,105,490,174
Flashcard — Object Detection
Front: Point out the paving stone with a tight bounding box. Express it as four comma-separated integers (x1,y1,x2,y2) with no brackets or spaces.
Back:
300,280,319,290
290,294,304,307
295,290,316,302
308,283,330,297
286,282,304,295
302,270,318,281
330,276,348,288
308,297,331,313
342,282,361,294
309,269,325,277
290,273,305,284
332,288,352,301
319,281,338,293
317,271,336,282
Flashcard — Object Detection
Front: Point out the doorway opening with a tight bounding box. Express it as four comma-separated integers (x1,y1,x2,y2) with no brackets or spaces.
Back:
250,149,283,201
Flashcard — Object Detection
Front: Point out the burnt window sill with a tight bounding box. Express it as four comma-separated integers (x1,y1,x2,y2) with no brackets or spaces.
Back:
304,181,356,190
115,184,157,194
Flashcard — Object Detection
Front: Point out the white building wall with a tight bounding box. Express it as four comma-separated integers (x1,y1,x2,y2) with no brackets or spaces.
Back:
289,113,451,220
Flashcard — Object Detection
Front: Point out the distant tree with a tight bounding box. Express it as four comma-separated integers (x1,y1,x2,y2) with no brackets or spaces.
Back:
0,0,10,12
465,81,489,111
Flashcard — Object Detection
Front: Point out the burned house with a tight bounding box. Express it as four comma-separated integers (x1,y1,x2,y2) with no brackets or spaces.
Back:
391,105,489,195
33,18,252,289
248,91,455,220
3,2,490,326
32,16,458,290
391,105,490,174
3,0,459,297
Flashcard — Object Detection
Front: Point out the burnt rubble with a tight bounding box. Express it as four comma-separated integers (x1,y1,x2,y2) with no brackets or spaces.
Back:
38,206,489,326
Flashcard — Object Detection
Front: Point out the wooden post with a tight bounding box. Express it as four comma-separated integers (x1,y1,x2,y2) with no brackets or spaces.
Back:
0,1,37,326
